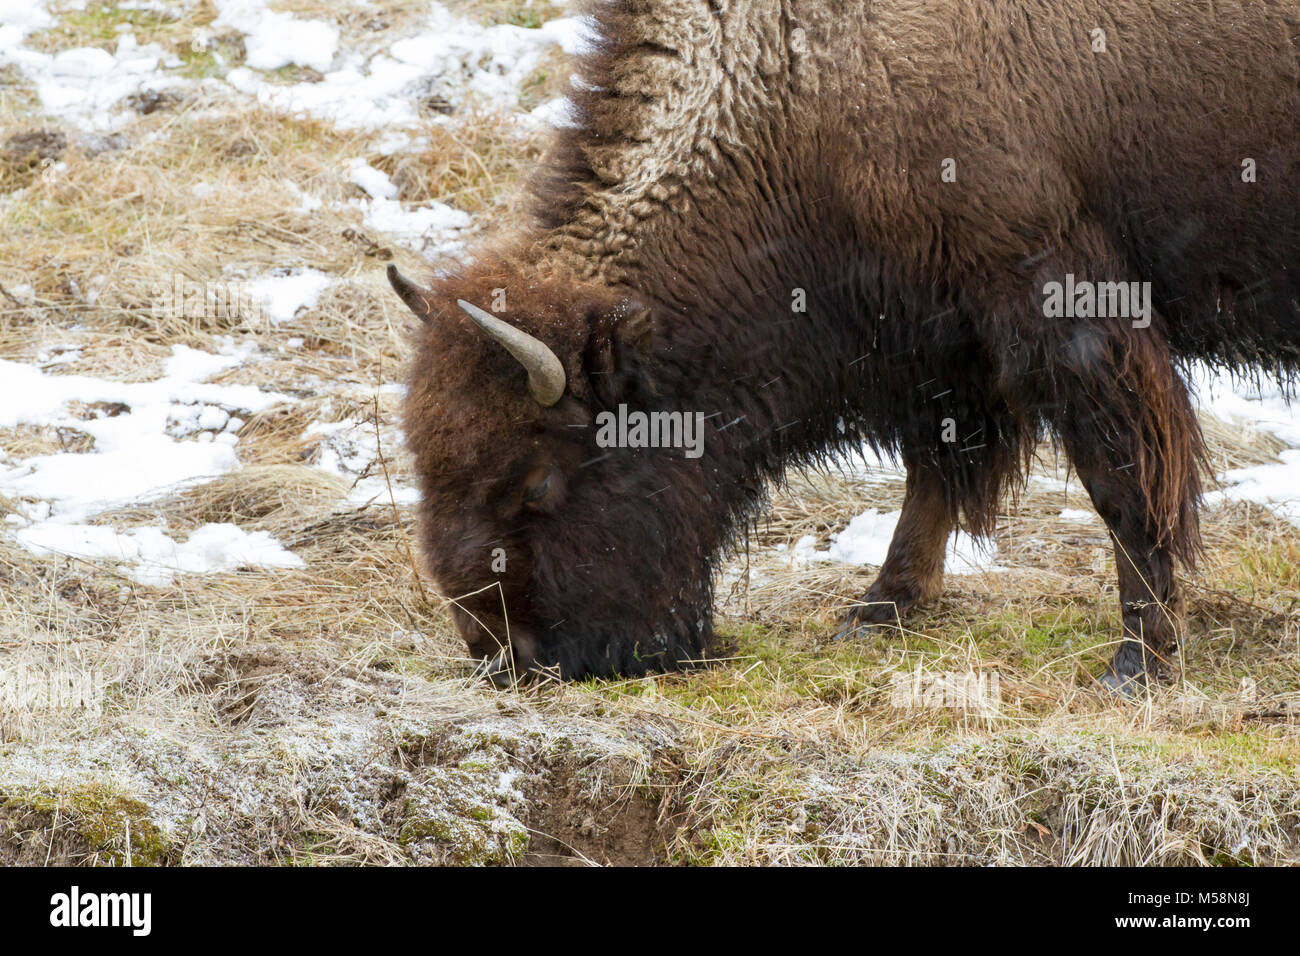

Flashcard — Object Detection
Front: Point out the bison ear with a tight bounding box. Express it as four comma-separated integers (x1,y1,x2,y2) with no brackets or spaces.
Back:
591,305,656,406
387,265,431,323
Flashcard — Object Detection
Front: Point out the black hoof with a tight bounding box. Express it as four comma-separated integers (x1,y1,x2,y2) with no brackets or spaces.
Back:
832,618,864,642
833,602,903,640
1097,668,1146,700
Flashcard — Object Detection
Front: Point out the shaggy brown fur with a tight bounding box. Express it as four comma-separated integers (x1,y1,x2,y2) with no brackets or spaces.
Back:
398,0,1300,689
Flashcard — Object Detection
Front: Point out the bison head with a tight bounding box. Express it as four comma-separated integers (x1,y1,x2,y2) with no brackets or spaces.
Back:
390,261,717,684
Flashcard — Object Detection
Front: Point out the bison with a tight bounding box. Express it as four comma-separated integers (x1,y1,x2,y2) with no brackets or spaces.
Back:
389,0,1300,691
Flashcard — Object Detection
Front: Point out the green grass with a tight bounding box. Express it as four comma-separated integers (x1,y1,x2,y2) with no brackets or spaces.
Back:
471,0,565,30
30,2,188,54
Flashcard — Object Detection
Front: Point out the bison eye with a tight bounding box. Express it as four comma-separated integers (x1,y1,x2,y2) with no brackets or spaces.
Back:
522,470,553,505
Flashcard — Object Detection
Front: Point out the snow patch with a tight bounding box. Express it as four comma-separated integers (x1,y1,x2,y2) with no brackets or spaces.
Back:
305,413,418,506
221,6,591,129
1,32,185,131
347,158,397,200
16,521,304,586
0,1,53,55
213,0,339,72
780,510,1004,575
1188,364,1300,527
0,343,285,524
351,196,471,253
244,269,335,324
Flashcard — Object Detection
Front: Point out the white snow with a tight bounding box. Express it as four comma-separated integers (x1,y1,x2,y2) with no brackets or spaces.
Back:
212,0,339,73
0,1,53,55
347,159,398,201
0,32,185,131
16,521,304,587
943,530,1006,573
305,414,419,506
351,196,471,253
342,161,470,251
220,5,590,130
822,509,897,566
244,270,335,325
1188,364,1300,446
2,0,588,135
283,179,323,213
1207,452,1300,526
1188,364,1300,526
524,96,580,130
777,510,1004,576
0,0,566,271
536,15,597,57
0,343,303,582
821,508,1004,575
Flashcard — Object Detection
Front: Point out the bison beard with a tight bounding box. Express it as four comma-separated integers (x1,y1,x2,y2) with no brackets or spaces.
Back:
394,0,1300,692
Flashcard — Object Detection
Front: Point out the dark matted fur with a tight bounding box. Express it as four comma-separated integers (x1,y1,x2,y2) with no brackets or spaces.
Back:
399,0,1300,686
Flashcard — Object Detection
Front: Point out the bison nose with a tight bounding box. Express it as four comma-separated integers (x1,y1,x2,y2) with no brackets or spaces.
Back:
473,626,541,687
475,650,518,688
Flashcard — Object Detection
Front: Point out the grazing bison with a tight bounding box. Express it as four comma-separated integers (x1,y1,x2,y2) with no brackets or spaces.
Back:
390,0,1300,690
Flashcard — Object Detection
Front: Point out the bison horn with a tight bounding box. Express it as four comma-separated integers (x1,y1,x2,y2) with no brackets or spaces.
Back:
386,264,430,321
456,299,567,406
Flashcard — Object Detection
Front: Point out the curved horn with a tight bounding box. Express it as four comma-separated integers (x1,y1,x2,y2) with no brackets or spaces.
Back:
457,299,567,406
386,265,430,321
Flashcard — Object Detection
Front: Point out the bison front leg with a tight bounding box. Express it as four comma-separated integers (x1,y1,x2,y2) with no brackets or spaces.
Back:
1069,454,1189,695
834,460,951,637
1046,328,1202,694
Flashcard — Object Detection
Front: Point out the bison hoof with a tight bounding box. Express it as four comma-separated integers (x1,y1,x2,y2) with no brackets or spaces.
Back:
1097,668,1147,700
832,601,906,641
1098,633,1168,698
